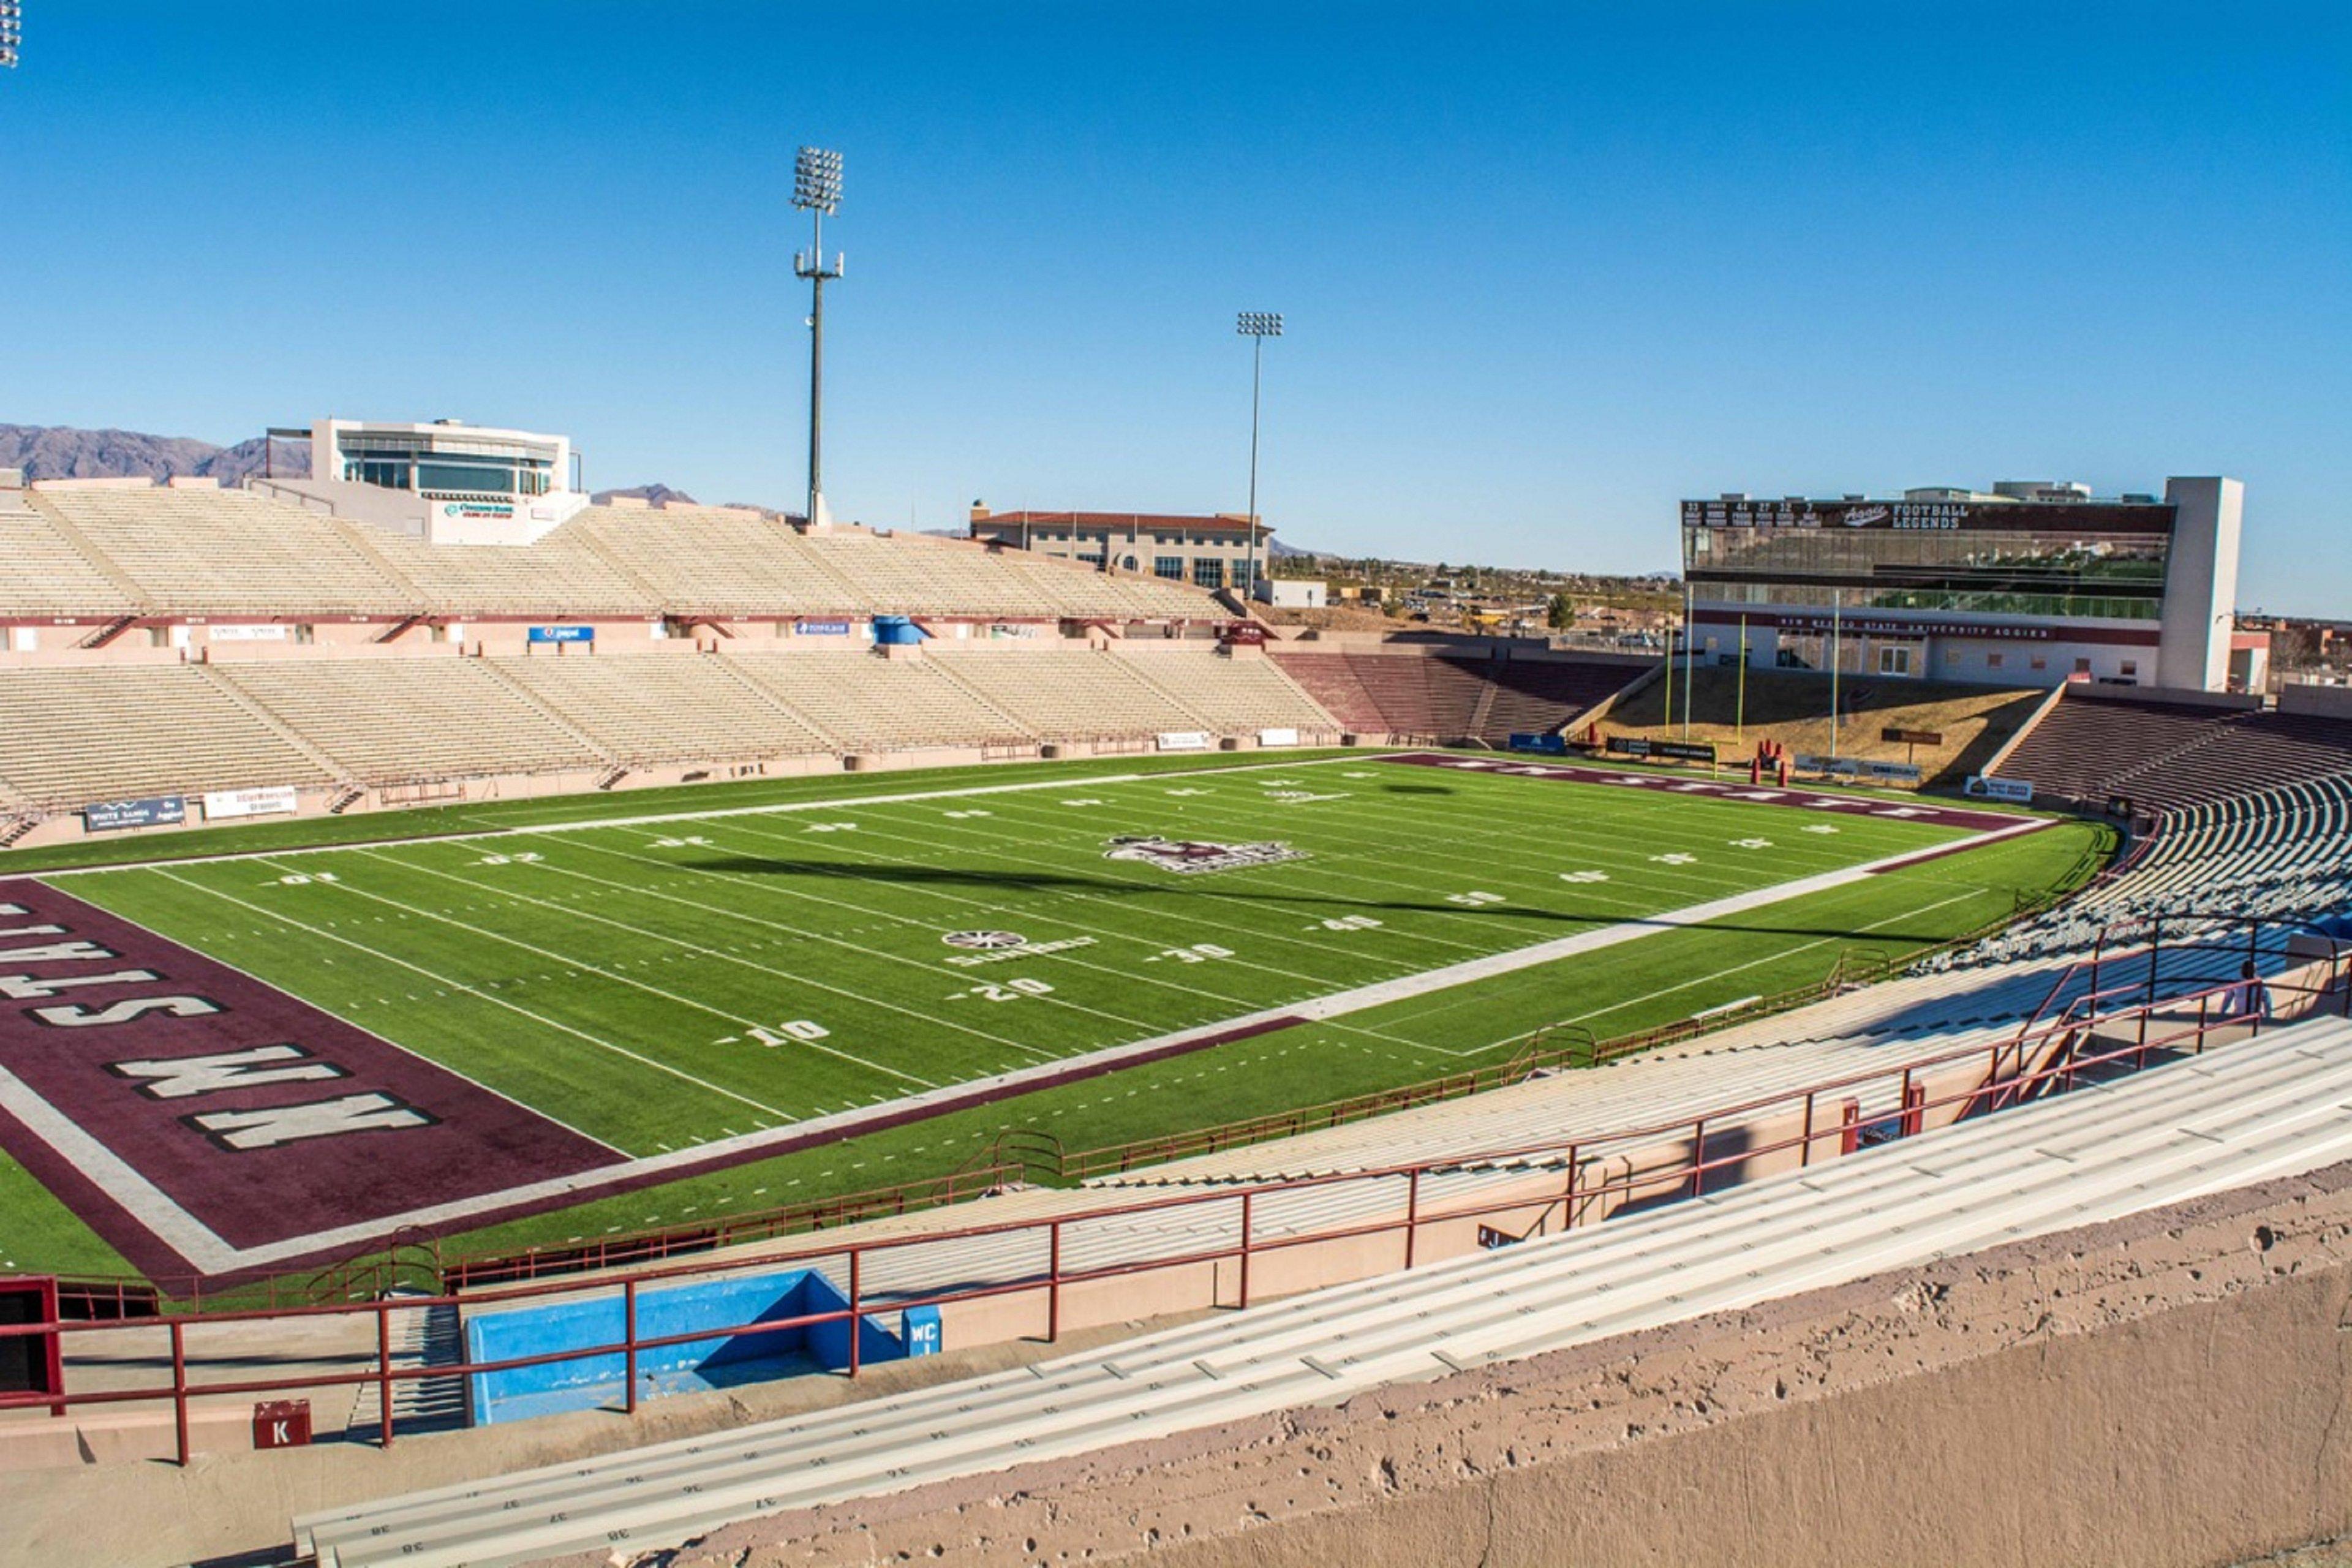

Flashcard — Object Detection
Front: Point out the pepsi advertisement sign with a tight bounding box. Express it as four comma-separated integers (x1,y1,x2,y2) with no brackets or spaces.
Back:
527,625,594,644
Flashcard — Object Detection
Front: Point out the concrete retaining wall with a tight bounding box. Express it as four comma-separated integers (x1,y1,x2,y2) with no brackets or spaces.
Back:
636,1160,2352,1568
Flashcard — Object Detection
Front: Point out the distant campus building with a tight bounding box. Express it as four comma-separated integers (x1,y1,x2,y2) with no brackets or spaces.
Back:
255,418,587,546
967,505,1269,593
1681,477,2264,692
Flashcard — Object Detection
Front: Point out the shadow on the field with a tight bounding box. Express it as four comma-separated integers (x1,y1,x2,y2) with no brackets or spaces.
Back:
1379,783,1457,795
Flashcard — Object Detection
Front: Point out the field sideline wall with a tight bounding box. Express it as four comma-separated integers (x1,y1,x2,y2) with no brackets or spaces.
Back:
628,1161,2352,1568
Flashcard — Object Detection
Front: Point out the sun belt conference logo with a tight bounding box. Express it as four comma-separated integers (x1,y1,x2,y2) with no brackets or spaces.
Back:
1104,835,1306,875
943,930,1029,950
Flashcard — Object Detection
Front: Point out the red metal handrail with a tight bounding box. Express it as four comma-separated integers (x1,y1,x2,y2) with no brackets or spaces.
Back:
2,960,2336,1466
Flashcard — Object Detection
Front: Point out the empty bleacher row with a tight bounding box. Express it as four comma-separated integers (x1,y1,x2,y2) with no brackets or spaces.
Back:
1992,691,2352,813
0,647,1343,812
1930,772,2352,971
1267,649,1634,741
36,484,415,617
1,483,1227,624
0,489,137,618
293,1012,2352,1568
0,664,339,807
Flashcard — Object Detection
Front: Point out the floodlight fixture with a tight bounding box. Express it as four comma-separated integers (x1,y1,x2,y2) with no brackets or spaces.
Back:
791,148,845,529
792,145,843,215
0,1,21,69
1235,311,1284,600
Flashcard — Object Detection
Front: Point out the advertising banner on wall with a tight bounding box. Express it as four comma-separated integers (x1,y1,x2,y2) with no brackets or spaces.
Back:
202,786,301,821
1156,732,1212,752
207,624,292,643
794,620,853,636
1965,775,2036,804
527,625,594,644
83,796,187,832
1607,736,1717,764
1257,728,1300,748
1797,756,1923,783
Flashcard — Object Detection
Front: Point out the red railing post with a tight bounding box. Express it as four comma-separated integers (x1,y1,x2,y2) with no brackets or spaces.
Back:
1562,1142,1580,1229
170,1318,189,1467
1689,1117,1708,1198
623,1278,639,1414
1047,1221,1062,1343
376,1302,394,1449
1801,1092,1816,1166
846,1250,862,1378
1404,1167,1421,1269
1238,1192,1254,1310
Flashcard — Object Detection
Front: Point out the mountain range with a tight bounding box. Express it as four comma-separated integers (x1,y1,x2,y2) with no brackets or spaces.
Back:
0,423,305,484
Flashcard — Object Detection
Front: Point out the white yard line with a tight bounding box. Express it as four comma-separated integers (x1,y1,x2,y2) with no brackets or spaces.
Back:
562,827,1297,1019
1338,883,2000,1058
34,755,1378,877
301,854,954,1089
361,843,1143,1056
149,868,796,1126
126,815,2048,1274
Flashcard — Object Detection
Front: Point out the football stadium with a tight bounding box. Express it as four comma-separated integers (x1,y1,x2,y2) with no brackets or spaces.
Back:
10,445,2352,1564
8,16,2352,1566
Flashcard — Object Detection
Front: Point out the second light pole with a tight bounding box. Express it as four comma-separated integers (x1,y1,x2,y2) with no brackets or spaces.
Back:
793,146,845,529
1236,311,1283,601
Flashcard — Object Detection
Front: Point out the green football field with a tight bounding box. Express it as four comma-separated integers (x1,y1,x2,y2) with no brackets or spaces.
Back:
0,750,2107,1280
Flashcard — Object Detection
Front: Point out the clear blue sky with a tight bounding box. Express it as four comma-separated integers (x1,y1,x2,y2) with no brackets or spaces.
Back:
5,2,2346,610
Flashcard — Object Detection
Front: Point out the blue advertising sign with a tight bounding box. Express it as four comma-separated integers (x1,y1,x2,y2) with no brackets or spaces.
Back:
1507,733,1569,755
84,796,187,832
527,625,594,644
794,620,853,636
900,1305,943,1357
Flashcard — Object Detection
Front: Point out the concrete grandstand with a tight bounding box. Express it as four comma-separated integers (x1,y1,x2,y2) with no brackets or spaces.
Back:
7,454,2352,1568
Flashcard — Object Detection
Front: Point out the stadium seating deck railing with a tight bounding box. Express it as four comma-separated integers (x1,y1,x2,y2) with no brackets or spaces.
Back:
7,962,2342,1467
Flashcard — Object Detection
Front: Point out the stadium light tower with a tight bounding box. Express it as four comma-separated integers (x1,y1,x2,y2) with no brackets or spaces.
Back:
1236,311,1283,600
792,146,845,529
1,1,23,68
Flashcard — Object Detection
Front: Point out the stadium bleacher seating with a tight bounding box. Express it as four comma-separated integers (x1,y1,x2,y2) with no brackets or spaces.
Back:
211,659,604,785
0,664,334,807
1265,650,1632,741
722,650,1034,752
341,516,656,619
484,653,835,766
1992,692,2352,812
12,484,1234,627
1112,649,1336,736
293,1012,2352,1568
1261,649,1387,731
0,491,137,619
926,648,1212,740
1932,771,2352,971
564,505,859,616
32,484,412,617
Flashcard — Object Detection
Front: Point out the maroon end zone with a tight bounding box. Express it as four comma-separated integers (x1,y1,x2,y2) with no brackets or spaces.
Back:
1376,752,2040,833
0,878,616,1283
